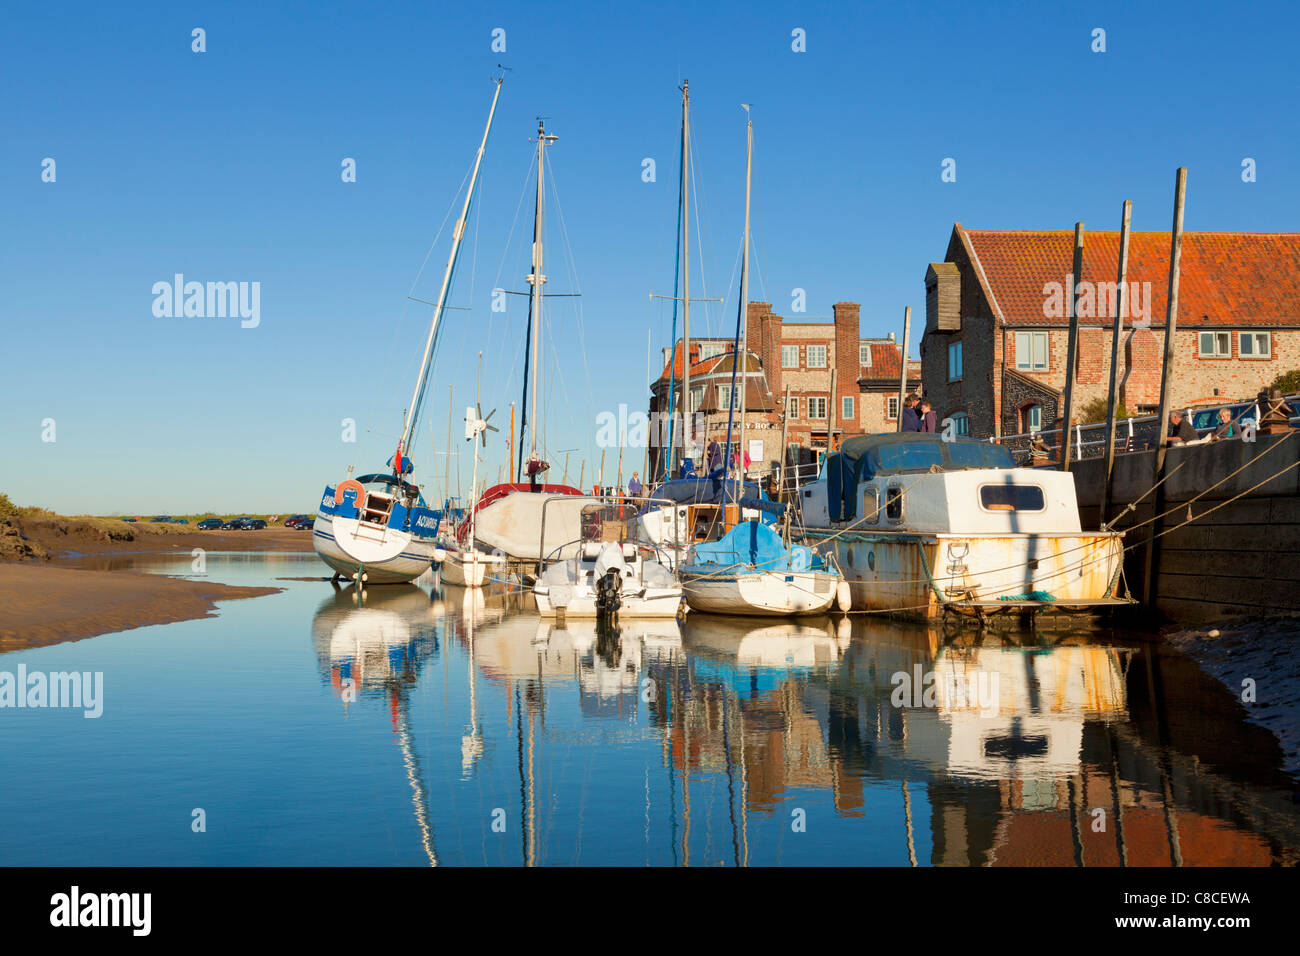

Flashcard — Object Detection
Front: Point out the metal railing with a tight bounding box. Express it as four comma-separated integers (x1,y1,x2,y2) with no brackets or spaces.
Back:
992,393,1300,464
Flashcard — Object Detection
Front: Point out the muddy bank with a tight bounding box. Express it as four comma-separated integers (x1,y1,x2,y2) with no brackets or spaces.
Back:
2,515,313,564
1165,617,1300,778
0,563,280,651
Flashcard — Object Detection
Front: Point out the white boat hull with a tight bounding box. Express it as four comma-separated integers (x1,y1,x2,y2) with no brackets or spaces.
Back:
313,513,438,584
534,585,682,618
439,551,496,588
803,530,1125,619
681,569,838,616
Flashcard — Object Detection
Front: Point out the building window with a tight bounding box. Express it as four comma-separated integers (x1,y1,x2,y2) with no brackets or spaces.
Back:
1199,331,1230,358
716,384,734,410
808,396,827,419
698,342,724,360
860,344,872,366
948,342,963,381
1023,404,1042,433
689,386,703,412
1015,331,1048,371
781,345,799,368
1239,331,1271,358
807,345,827,369
786,395,799,419
951,412,970,436
887,395,899,420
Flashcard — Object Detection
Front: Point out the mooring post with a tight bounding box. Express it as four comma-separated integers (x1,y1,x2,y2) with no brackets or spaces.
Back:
1060,223,1085,472
1143,167,1188,608
778,383,791,500
1100,200,1133,527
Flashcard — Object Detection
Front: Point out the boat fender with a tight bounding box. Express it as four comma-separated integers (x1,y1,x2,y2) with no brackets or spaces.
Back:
835,580,852,612
789,547,812,572
334,479,367,510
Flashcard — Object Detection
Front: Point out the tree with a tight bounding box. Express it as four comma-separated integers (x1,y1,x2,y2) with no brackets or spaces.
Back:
1268,369,1300,396
1077,396,1130,425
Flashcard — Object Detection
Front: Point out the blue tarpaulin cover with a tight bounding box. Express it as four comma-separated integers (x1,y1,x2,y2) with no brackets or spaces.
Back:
688,520,813,572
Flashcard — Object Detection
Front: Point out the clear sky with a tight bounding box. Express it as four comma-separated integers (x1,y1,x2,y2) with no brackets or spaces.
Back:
3,0,1297,514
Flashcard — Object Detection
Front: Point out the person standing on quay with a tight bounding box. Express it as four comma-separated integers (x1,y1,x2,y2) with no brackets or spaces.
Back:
901,394,921,432
919,400,937,433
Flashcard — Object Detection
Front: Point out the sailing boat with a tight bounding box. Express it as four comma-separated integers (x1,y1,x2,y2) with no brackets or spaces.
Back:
313,78,503,585
453,118,584,573
678,107,848,617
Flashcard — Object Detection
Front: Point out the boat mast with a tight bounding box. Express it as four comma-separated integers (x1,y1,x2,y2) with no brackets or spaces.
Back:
526,119,559,472
724,107,753,510
400,77,503,458
680,81,692,475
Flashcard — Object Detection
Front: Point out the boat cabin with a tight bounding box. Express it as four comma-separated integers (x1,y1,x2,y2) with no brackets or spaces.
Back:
800,434,1084,535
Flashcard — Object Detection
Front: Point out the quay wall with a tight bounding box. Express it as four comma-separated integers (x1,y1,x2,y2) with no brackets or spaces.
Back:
1069,433,1300,621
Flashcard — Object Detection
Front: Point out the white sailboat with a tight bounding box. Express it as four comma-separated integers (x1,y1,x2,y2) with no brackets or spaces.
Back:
677,105,846,617
314,78,504,585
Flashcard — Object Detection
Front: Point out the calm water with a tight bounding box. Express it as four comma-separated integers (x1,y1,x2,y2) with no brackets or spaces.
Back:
1,552,1297,866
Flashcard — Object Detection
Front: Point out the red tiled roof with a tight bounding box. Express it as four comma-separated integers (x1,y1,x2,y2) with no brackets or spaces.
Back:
959,226,1300,327
860,345,921,383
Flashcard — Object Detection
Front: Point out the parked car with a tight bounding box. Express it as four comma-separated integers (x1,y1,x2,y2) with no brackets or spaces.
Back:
1191,401,1257,434
242,518,268,530
122,517,138,523
298,516,315,530
149,515,172,523
221,517,252,530
284,514,312,528
170,518,189,524
197,518,223,530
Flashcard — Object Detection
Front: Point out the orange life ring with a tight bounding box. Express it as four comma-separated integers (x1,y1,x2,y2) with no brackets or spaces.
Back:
334,479,367,509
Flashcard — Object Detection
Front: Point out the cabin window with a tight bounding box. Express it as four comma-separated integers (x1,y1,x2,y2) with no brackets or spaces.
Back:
863,487,880,523
979,484,1045,512
1239,331,1271,358
782,345,799,368
885,485,905,522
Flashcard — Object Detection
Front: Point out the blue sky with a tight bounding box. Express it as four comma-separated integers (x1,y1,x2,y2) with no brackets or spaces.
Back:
3,0,1297,514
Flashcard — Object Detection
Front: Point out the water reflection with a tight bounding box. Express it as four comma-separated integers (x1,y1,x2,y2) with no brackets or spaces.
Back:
304,575,1300,865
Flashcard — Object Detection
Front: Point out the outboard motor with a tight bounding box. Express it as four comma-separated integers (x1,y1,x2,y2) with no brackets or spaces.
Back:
595,567,622,620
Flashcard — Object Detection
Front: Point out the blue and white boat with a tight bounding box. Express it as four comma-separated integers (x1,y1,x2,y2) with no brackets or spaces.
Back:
313,77,504,585
679,517,847,616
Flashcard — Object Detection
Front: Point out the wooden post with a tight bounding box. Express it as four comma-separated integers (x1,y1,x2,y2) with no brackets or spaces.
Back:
562,451,570,486
1060,223,1085,472
598,448,606,494
896,306,911,432
827,368,838,450
508,403,515,486
1143,167,1188,607
778,384,791,499
578,460,585,492
1100,201,1132,526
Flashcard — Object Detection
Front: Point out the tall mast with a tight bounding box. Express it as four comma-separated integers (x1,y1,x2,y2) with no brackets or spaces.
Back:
680,81,692,472
401,78,503,456
735,108,754,507
526,119,559,465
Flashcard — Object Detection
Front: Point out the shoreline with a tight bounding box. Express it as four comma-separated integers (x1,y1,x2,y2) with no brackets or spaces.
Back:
0,516,313,651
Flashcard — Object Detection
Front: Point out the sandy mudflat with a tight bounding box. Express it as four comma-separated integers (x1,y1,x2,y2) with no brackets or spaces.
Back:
14,519,315,563
0,563,280,651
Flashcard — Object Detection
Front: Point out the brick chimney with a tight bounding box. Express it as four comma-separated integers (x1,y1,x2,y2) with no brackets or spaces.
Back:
833,302,860,435
745,301,780,398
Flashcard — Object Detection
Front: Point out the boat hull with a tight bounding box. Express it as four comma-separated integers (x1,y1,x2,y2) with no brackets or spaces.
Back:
312,513,437,584
801,530,1125,620
439,551,495,588
533,585,682,618
680,569,839,616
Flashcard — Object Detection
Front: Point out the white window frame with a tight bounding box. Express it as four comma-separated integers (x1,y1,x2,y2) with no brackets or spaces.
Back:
842,395,854,421
781,344,799,368
1015,331,1048,371
948,341,963,382
698,342,725,360
807,345,827,369
808,396,827,420
689,386,704,412
1239,331,1271,359
887,395,899,420
1199,331,1230,358
716,384,734,410
1024,404,1042,433
860,344,872,366
786,395,799,419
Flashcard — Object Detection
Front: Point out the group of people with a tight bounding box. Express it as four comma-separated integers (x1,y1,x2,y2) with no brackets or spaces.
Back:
900,394,937,432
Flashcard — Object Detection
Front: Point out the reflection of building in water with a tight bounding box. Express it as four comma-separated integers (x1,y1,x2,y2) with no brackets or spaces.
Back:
671,618,1300,865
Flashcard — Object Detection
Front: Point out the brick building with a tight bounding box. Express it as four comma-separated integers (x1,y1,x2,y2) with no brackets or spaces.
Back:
648,301,921,479
920,224,1300,439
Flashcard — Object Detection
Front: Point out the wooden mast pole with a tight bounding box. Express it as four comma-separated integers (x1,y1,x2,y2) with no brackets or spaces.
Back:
1100,201,1132,525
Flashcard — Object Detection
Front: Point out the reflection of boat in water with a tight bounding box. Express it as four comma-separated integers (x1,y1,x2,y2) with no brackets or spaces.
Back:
681,614,843,669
